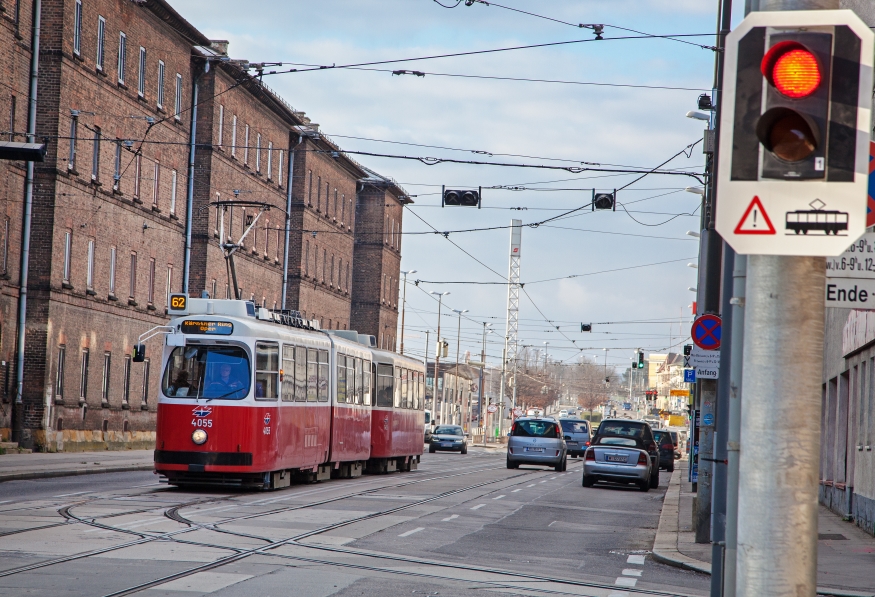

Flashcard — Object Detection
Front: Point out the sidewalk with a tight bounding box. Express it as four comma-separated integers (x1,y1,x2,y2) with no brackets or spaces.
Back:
653,461,875,597
0,449,154,482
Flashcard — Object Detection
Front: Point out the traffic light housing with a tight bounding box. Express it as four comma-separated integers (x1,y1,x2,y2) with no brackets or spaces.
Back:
442,186,481,208
592,190,616,211
637,351,645,369
581,323,592,332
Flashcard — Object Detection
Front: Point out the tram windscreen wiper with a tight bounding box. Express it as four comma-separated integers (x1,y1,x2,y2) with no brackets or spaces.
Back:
205,388,247,402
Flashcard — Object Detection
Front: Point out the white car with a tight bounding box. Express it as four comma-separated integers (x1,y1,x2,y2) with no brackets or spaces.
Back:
559,409,569,418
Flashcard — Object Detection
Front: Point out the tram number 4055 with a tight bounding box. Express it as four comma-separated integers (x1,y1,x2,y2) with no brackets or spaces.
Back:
191,419,213,428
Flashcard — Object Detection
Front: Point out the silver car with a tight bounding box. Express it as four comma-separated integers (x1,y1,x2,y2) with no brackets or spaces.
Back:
506,417,567,471
559,419,591,458
582,435,653,492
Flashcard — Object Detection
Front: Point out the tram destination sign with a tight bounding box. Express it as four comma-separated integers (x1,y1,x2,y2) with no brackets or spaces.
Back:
181,320,234,335
825,231,875,309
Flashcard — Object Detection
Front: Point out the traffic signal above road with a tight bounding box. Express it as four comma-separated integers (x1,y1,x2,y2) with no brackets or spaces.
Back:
592,191,616,211
637,351,645,369
442,186,481,208
715,10,874,256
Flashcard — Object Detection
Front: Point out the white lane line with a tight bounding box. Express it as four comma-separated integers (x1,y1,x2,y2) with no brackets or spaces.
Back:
441,515,459,522
615,577,638,587
398,527,425,537
627,554,646,565
53,491,90,498
0,500,11,505
549,476,557,479
539,480,548,484
471,504,485,510
527,484,536,488
621,569,642,577
493,495,506,500
512,489,522,493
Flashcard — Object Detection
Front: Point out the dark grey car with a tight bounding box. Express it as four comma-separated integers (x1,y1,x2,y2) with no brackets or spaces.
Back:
428,425,467,454
559,419,590,457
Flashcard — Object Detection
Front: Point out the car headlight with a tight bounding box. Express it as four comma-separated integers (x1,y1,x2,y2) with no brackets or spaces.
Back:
191,429,208,445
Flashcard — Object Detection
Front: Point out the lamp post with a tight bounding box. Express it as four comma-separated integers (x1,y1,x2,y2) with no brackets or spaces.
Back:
430,291,450,424
479,322,492,436
452,308,469,427
399,269,416,355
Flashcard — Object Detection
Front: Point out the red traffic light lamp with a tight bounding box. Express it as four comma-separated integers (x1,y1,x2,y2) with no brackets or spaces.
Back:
762,41,821,98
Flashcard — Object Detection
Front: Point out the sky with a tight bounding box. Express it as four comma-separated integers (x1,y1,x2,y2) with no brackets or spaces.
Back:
172,0,749,375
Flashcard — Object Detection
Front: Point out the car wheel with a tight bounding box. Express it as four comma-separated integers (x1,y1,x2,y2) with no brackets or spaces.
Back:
666,463,674,473
554,459,564,472
582,475,595,487
461,445,467,455
650,469,659,489
506,458,519,469
638,480,650,492
429,446,436,453
562,457,568,472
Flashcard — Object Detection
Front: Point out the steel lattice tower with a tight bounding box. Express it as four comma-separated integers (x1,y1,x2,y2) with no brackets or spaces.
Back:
505,220,522,406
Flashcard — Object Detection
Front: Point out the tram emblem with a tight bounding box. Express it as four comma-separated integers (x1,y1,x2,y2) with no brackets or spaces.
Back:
263,413,271,426
192,406,212,418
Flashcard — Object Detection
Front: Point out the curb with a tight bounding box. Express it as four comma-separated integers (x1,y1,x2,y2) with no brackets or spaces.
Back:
651,469,875,597
0,463,154,483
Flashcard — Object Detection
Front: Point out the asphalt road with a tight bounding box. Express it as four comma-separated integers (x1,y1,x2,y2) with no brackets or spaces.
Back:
0,449,709,597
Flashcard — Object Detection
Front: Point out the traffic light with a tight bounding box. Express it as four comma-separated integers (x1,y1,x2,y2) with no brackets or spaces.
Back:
592,190,616,211
580,323,592,332
442,186,481,208
637,351,645,369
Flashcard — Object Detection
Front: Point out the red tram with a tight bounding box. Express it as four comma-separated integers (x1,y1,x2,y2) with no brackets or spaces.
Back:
151,297,425,489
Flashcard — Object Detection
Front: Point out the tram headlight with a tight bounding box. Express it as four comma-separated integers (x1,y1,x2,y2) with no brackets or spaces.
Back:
191,429,208,445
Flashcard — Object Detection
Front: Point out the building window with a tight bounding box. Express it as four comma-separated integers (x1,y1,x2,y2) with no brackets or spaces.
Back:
86,238,95,290
244,124,250,164
129,252,137,299
275,226,280,262
113,141,121,191
165,265,172,306
118,32,127,84
96,16,106,71
1,218,8,276
170,170,177,215
133,153,141,199
73,0,82,56
317,176,321,211
102,352,111,404
122,354,130,404
217,104,224,147
266,141,272,179
174,74,182,121
305,240,309,276
307,170,312,205
109,246,116,296
211,279,217,299
68,115,78,171
340,193,345,224
346,262,350,290
330,255,335,287
63,230,72,284
79,348,89,402
255,133,261,173
141,358,150,407
56,346,66,400
157,60,165,109
147,257,155,305
91,126,100,181
334,188,338,218
278,150,284,186
8,95,15,142
152,161,160,206
322,249,326,282
231,115,237,157
137,47,146,97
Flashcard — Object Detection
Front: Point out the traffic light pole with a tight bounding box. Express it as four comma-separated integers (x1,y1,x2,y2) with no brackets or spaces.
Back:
735,3,833,597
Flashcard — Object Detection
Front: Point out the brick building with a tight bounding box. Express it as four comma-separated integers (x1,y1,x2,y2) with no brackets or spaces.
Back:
0,0,406,451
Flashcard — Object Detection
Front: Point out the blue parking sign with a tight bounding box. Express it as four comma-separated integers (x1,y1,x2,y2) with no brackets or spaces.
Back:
684,369,696,383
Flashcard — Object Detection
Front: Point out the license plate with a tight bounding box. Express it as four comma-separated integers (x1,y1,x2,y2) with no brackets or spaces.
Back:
607,454,628,463
525,447,545,452
442,442,453,447
566,441,578,446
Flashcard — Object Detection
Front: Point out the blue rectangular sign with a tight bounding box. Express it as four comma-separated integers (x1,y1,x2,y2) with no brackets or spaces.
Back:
684,368,696,383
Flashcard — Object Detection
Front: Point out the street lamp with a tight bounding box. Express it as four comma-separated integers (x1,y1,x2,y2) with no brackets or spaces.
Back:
430,291,450,424
479,322,492,434
399,269,417,355
452,308,468,427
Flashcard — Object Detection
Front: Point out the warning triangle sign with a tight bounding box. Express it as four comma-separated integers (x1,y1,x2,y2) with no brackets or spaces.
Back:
734,196,776,235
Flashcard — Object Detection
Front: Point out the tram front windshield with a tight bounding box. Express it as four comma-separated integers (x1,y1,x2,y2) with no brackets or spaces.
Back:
162,345,251,400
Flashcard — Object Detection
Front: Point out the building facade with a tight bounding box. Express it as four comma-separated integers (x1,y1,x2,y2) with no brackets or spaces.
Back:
1,0,405,451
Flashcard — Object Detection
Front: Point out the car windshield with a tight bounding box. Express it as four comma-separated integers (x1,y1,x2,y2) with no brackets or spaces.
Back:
560,420,588,434
512,420,559,438
597,437,638,447
433,426,462,435
598,422,645,438
162,345,251,400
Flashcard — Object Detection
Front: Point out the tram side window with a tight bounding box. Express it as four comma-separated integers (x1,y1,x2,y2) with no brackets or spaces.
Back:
255,342,279,400
353,358,362,405
376,364,393,407
414,371,421,410
401,368,409,409
394,367,402,408
281,345,295,402
350,357,359,405
317,349,329,402
307,348,318,402
294,346,306,401
337,355,347,403
362,360,372,405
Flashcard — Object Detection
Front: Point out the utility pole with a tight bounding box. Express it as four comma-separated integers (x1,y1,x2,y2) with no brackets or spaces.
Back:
430,291,450,424
398,269,416,355
504,220,522,436
424,329,430,412
453,308,468,428
478,322,491,433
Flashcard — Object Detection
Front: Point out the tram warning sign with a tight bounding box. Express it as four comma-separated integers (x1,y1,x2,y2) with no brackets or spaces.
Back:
734,197,775,235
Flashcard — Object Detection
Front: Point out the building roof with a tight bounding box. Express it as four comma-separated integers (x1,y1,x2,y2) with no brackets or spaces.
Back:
359,166,412,204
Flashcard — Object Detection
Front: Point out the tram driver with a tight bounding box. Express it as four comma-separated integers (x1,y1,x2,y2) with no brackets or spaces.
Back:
207,362,247,396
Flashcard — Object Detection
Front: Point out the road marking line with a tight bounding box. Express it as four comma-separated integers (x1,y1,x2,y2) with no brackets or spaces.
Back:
627,555,646,565
398,527,424,537
527,484,536,487
608,592,630,597
512,489,522,493
621,569,642,577
493,495,506,500
53,491,90,497
615,577,637,587
441,515,459,522
539,480,548,484
0,500,11,505
471,504,485,510
549,476,557,479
